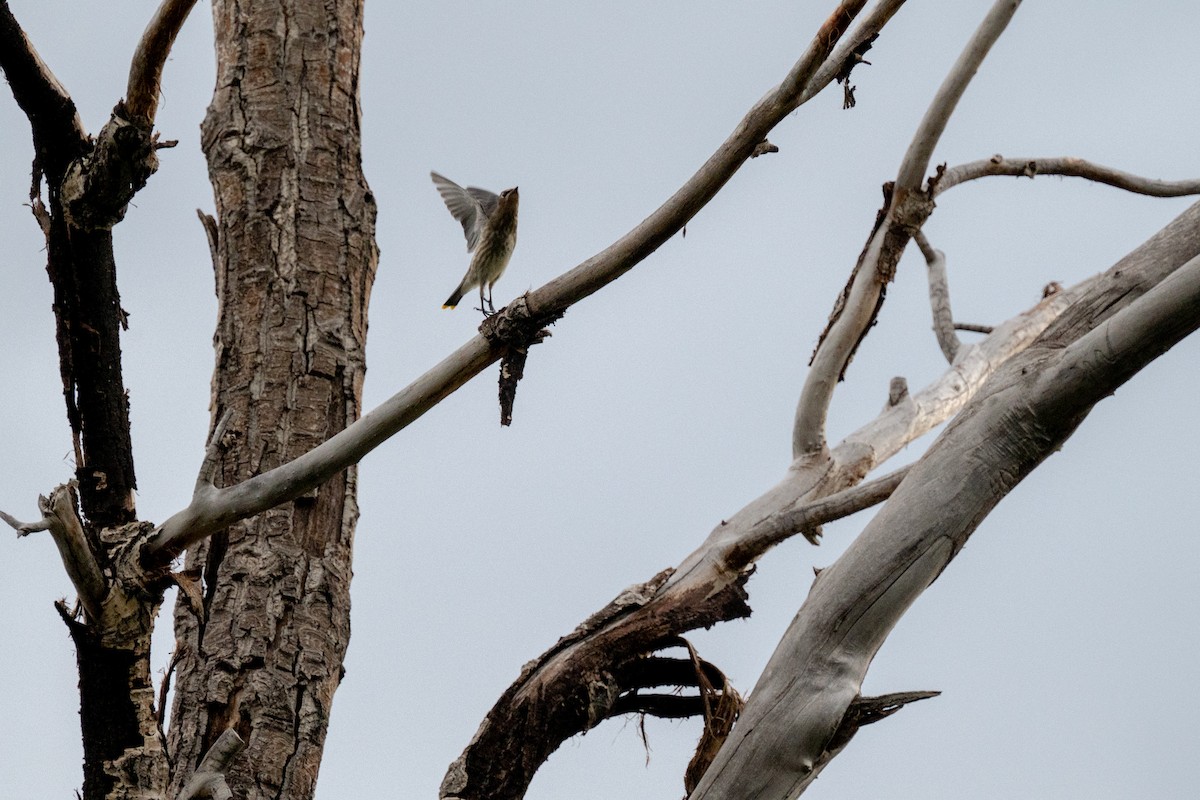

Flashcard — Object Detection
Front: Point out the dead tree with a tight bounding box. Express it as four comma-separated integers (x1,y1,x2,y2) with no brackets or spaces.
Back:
2,1,1198,798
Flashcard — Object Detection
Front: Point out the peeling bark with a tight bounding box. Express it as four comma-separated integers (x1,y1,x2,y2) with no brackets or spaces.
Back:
165,2,377,798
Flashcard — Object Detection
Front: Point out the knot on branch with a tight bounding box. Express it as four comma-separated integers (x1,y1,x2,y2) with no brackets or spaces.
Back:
104,520,171,605
61,104,160,231
480,293,562,426
835,33,878,110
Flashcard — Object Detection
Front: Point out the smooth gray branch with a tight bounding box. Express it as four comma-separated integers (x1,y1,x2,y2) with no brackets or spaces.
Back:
125,0,199,125
915,229,960,362
176,729,244,800
932,155,1200,198
895,0,1022,191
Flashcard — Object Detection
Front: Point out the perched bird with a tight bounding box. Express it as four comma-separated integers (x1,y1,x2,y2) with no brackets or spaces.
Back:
431,171,519,314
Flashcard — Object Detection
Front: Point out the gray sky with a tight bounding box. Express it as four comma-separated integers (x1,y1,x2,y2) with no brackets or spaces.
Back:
2,2,1199,798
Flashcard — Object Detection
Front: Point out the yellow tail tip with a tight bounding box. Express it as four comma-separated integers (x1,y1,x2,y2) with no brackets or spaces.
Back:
442,303,456,310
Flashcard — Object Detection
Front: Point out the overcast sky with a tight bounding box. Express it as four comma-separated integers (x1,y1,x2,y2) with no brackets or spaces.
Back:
2,2,1199,798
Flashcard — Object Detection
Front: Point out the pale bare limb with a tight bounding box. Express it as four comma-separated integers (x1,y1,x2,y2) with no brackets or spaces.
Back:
932,155,1200,198
792,0,1023,458
0,508,52,536
176,729,244,800
7,484,106,621
125,0,200,125
915,229,960,362
689,200,1200,799
896,0,1023,191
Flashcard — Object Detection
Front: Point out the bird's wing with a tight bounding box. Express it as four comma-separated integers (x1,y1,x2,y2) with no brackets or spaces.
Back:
466,186,499,218
431,171,488,252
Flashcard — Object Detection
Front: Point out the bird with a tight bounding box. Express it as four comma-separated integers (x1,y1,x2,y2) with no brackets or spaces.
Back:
431,171,519,314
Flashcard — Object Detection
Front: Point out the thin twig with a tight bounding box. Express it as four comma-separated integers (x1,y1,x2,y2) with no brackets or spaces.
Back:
954,322,993,334
0,508,53,536
125,0,200,125
915,229,960,362
194,408,234,494
932,155,1200,198
727,465,911,566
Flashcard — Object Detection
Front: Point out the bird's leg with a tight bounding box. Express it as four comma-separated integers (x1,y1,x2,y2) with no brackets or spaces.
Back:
486,284,497,315
475,284,489,316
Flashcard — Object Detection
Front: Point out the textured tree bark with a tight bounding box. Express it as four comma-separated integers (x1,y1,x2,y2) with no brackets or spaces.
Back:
165,2,377,797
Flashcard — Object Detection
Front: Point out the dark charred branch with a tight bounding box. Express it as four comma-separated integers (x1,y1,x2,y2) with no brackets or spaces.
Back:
439,568,751,800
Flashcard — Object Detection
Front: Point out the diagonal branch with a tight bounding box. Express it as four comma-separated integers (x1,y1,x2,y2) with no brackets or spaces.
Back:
125,0,200,126
0,0,87,175
932,155,1200,198
525,0,871,316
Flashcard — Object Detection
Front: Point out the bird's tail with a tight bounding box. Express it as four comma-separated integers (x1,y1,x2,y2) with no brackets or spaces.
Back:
442,283,467,309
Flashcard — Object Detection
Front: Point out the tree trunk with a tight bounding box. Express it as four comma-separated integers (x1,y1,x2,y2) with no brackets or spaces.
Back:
165,2,377,797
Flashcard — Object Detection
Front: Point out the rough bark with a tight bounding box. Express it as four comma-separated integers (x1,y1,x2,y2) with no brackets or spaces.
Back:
165,2,377,798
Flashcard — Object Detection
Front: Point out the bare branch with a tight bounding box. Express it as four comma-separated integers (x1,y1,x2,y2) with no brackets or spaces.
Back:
954,322,993,334
932,155,1200,198
792,0,1023,457
525,0,871,316
125,0,200,125
176,729,244,800
0,508,53,536
9,484,106,621
726,465,910,566
896,0,1023,191
799,0,910,105
689,201,1200,799
915,229,961,362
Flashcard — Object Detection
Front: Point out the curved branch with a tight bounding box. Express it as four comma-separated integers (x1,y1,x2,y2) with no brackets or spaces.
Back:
915,229,960,362
125,0,200,125
895,0,1023,191
932,155,1200,198
176,729,244,800
792,0,1023,456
